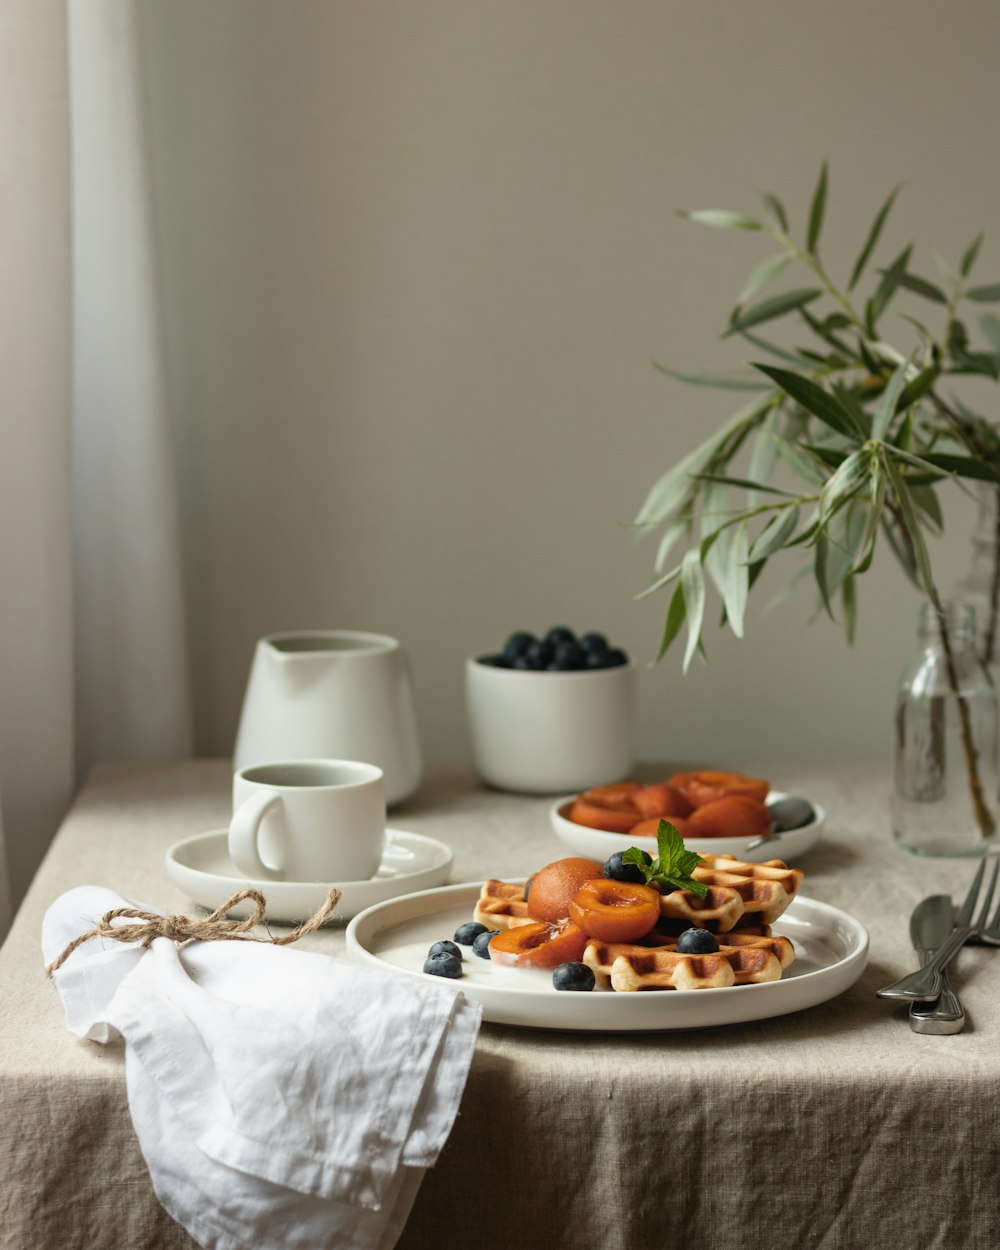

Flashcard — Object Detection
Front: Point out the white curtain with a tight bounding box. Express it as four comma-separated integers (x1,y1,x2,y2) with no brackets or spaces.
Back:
0,0,192,939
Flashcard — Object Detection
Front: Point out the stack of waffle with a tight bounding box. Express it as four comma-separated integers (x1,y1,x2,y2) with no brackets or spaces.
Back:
473,853,804,991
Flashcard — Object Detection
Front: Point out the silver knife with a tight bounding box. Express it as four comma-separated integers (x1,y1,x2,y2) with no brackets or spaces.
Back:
908,894,965,1035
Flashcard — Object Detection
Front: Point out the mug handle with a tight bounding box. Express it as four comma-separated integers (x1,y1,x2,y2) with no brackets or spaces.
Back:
229,791,284,879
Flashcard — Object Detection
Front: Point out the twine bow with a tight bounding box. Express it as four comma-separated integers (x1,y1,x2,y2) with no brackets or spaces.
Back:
45,886,342,978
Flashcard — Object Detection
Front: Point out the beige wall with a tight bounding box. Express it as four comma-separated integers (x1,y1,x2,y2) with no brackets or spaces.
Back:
141,0,1000,770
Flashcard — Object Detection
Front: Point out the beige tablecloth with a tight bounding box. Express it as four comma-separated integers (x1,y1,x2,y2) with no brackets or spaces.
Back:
1,759,999,1250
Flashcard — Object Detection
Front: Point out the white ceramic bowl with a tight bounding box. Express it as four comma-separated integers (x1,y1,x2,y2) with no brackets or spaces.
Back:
465,655,635,794
548,790,825,864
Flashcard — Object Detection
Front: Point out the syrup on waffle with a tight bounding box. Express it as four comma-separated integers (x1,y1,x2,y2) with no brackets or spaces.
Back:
582,931,795,992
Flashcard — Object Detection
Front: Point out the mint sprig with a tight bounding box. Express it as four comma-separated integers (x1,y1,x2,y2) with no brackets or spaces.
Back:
622,819,709,898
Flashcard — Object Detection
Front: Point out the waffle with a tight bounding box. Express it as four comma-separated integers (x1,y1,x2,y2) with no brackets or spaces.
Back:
473,879,533,929
582,931,795,992
656,853,803,933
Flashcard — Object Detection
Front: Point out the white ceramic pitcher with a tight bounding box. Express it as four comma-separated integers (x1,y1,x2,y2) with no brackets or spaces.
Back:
233,631,423,805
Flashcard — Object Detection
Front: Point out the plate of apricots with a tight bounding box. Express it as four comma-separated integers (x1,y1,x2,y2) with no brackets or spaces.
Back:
549,771,824,864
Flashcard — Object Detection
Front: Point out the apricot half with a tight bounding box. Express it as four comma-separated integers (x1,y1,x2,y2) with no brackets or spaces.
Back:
581,783,642,808
568,879,660,943
668,769,770,809
526,856,605,924
569,798,639,834
631,783,692,820
686,794,771,839
488,921,589,968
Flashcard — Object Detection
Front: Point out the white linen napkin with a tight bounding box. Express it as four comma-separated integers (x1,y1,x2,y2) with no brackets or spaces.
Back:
42,885,481,1250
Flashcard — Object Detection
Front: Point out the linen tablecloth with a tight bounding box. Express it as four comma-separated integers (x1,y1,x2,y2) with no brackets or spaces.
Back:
2,759,999,1250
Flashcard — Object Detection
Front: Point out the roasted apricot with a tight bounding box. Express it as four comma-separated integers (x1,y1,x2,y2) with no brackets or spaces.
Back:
686,794,771,839
631,815,691,838
488,920,589,968
526,856,605,924
668,769,770,809
568,879,660,943
569,798,639,834
631,783,692,820
581,782,642,808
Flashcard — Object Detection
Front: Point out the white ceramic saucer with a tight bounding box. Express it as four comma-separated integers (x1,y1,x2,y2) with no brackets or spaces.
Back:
165,828,453,924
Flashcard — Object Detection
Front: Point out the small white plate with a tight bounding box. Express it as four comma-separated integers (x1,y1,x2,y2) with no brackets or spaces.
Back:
346,882,868,1031
165,828,453,924
548,790,825,864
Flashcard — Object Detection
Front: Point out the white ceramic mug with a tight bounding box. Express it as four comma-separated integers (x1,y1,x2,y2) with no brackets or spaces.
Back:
229,759,385,883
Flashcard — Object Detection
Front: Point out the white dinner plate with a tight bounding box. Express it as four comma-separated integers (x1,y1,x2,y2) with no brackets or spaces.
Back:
549,790,824,864
165,828,453,923
345,882,868,1031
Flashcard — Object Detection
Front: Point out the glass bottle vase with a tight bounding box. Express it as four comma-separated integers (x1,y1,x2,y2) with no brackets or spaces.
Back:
892,600,1000,857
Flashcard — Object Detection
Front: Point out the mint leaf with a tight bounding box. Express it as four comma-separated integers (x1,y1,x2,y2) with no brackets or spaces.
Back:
622,820,709,899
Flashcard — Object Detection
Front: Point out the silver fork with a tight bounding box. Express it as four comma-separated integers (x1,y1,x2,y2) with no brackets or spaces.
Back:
876,857,1000,1002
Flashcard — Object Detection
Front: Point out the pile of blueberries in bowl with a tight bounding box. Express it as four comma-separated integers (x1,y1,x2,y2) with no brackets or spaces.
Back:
479,626,629,673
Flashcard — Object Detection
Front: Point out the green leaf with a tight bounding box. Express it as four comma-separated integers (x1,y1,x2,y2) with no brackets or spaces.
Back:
656,581,687,661
689,472,798,496
747,411,778,507
737,330,816,365
736,252,793,309
753,363,863,439
700,479,730,598
806,161,828,255
868,243,913,330
654,514,688,573
961,233,985,277
749,505,801,561
652,361,772,391
679,209,762,231
910,483,944,534
634,397,772,527
848,183,902,291
871,358,911,441
965,283,1000,302
980,314,1000,354
893,272,948,303
772,432,826,486
882,453,934,592
758,191,789,233
897,364,939,411
681,549,706,673
819,449,870,523
727,289,823,336
722,522,750,638
913,453,1000,484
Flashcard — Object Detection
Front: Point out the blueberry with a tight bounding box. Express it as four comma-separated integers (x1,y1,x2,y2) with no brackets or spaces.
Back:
675,927,719,954
544,626,576,647
502,631,535,664
579,631,608,654
602,648,629,668
525,640,553,669
512,655,536,670
552,961,595,992
429,939,463,961
473,930,500,959
584,648,611,669
603,849,651,884
423,952,463,979
548,641,586,671
453,922,488,946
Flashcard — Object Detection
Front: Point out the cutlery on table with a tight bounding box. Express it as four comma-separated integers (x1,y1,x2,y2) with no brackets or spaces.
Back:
877,858,1000,1003
907,894,965,1035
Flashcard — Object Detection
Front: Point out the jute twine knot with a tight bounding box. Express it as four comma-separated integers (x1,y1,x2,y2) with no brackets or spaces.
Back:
45,886,342,978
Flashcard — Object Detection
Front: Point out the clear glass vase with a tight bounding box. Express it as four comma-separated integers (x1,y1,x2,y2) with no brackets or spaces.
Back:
892,600,1000,857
